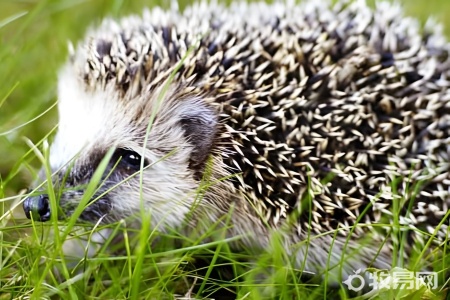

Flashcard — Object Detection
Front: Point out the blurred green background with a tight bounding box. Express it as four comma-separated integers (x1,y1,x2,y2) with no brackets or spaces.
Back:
0,0,449,196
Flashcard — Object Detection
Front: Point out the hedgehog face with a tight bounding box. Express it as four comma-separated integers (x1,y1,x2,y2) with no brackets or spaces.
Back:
23,65,219,231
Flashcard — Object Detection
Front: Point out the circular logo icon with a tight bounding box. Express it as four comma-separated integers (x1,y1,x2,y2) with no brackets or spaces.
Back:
342,269,365,292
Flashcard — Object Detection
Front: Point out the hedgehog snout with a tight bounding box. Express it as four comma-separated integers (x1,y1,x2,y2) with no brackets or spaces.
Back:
23,194,51,222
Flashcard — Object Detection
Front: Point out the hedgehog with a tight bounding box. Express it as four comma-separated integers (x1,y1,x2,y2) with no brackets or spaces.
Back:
23,0,450,283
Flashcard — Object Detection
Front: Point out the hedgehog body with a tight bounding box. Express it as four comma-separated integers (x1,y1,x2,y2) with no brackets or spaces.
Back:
26,0,450,280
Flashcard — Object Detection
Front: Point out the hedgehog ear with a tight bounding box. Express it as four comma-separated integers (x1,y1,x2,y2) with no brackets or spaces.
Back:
179,106,217,171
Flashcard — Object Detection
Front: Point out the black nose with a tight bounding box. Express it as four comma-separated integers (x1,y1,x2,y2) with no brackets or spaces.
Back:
23,194,51,222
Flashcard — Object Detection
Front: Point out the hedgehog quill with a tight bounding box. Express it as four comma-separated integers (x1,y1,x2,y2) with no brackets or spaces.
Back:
23,0,450,283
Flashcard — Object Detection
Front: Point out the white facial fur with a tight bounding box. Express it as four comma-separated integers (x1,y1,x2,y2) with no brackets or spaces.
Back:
50,62,213,231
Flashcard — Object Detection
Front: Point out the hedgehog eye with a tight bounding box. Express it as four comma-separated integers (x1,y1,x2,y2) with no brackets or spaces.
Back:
114,149,148,170
122,151,141,166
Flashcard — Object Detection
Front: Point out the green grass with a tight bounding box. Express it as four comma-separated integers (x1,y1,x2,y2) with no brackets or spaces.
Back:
1,0,450,299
